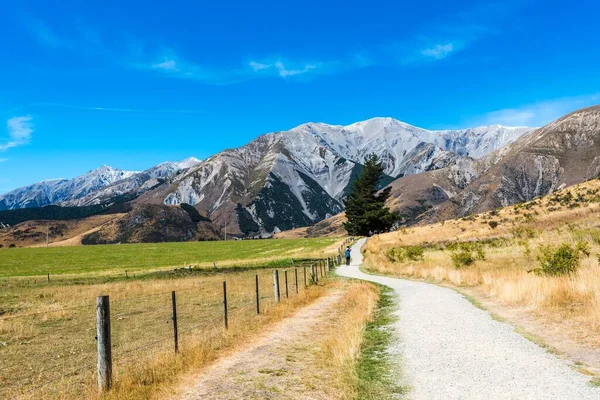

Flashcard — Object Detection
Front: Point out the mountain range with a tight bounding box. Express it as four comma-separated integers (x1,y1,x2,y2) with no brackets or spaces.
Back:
6,105,599,242
0,118,534,239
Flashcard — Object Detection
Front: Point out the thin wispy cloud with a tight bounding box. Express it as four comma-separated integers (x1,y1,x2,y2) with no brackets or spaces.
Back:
466,94,600,127
21,1,521,84
0,158,7,163
32,102,207,114
249,59,320,78
26,18,71,49
1,116,34,151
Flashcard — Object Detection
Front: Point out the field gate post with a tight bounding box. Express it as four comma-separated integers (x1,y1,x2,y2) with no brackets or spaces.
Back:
255,274,260,315
96,295,112,393
284,270,289,299
273,270,280,302
171,291,179,353
223,281,229,329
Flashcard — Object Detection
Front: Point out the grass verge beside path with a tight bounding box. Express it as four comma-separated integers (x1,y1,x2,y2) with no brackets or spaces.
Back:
356,285,408,400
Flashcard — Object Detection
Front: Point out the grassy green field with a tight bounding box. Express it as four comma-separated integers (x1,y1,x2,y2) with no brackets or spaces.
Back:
0,237,342,277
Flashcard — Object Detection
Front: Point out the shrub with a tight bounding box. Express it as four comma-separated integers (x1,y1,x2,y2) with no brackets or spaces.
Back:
386,245,425,262
8,244,16,248
0,244,3,248
385,248,405,263
449,242,486,268
451,250,475,269
488,221,499,229
535,243,582,276
404,245,425,261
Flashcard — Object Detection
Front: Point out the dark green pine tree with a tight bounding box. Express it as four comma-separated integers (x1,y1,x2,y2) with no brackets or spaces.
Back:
343,154,398,236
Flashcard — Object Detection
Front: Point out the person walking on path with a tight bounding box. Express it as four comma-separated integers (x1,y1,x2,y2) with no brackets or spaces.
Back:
344,246,351,266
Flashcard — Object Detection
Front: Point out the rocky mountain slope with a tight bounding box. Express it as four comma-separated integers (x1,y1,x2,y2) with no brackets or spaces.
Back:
380,106,600,224
81,203,217,244
429,105,600,221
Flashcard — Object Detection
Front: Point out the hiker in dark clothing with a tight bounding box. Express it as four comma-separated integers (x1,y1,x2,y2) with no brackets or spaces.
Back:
345,246,351,266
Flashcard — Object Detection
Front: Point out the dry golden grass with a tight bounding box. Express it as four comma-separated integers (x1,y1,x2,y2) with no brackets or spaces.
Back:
0,264,332,399
316,282,379,399
365,180,600,349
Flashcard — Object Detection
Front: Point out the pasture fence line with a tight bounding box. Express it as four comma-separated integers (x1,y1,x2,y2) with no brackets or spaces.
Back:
0,240,355,398
93,256,341,394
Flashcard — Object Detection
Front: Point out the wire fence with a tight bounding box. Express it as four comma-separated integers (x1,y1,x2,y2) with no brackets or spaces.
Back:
0,244,353,399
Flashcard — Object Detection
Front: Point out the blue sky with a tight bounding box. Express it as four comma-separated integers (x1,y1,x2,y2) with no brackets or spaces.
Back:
1,0,599,194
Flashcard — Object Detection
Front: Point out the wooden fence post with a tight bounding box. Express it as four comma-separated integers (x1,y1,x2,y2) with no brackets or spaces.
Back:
171,291,179,353
47,272,50,282
96,295,112,393
303,266,307,287
284,270,289,298
223,281,228,329
273,270,280,302
255,274,260,315
295,268,299,294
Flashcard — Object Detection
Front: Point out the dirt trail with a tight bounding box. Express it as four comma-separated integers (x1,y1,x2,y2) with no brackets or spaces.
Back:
173,290,346,400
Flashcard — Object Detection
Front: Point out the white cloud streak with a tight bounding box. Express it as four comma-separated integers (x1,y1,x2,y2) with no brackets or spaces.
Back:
420,43,458,60
1,116,34,151
467,94,600,127
32,102,207,114
248,59,319,78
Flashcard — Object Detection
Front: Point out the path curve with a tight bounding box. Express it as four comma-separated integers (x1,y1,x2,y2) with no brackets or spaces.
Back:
337,238,600,400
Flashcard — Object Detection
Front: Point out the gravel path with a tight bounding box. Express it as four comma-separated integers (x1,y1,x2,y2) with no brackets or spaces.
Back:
337,238,600,400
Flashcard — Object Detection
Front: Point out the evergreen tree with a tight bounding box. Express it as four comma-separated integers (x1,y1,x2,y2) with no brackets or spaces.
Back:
343,154,398,236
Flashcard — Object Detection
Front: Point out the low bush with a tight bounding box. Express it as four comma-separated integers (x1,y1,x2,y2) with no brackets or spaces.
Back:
404,246,425,261
449,242,485,268
385,245,425,263
451,250,475,269
534,243,584,276
488,221,499,229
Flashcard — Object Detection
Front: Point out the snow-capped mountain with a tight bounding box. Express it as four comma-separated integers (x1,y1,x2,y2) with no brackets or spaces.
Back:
0,158,200,210
143,119,531,235
62,157,202,207
292,118,532,177
0,166,136,210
